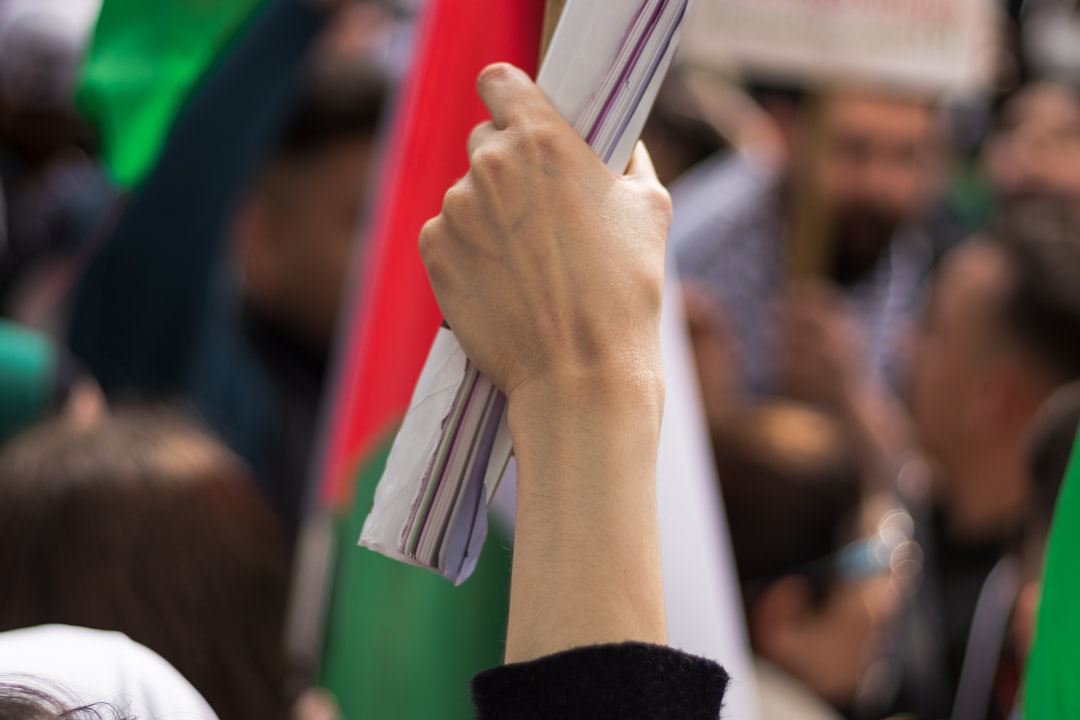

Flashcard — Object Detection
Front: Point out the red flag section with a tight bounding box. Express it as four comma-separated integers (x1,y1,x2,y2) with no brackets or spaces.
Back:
309,3,544,718
320,0,546,509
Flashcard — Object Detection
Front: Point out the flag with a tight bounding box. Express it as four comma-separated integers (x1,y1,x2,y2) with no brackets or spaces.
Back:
310,2,544,718
657,275,762,720
1023,425,1080,719
78,0,263,187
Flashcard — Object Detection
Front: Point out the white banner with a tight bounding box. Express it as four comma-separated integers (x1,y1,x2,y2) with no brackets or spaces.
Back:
682,0,993,94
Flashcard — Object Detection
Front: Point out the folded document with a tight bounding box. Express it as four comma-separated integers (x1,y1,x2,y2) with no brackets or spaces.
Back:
360,0,691,583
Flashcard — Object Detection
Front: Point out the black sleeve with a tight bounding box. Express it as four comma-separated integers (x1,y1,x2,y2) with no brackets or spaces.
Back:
69,0,327,394
471,643,729,720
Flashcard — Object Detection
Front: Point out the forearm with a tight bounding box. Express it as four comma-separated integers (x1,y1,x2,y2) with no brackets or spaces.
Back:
504,371,668,664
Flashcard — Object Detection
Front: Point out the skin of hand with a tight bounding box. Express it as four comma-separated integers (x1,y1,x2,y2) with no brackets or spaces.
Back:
420,63,671,663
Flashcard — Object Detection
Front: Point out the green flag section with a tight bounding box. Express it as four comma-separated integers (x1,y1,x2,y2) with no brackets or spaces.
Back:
319,436,512,719
308,0,545,717
78,0,263,187
1024,426,1080,719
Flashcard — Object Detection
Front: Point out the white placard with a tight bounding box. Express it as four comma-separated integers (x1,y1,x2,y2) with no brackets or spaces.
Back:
682,0,993,95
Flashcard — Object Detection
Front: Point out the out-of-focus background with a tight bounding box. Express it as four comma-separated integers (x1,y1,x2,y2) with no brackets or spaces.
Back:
1,1,1079,719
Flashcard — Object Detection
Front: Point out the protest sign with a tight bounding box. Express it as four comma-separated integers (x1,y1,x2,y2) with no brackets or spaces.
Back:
683,0,992,94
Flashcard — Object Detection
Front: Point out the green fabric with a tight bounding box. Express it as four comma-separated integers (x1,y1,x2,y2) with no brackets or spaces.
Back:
1024,426,1080,718
0,321,55,443
320,433,513,720
77,0,264,187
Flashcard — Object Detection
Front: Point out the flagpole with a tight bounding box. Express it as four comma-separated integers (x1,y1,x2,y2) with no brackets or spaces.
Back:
540,0,567,63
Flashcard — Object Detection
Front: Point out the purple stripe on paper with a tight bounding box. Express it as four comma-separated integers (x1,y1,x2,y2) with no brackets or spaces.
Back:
444,391,507,578
410,367,482,553
584,0,663,149
603,1,688,164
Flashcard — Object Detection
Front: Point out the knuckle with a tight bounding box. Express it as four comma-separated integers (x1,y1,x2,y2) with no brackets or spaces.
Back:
521,122,562,160
468,120,493,147
441,181,470,219
418,217,443,266
471,145,506,179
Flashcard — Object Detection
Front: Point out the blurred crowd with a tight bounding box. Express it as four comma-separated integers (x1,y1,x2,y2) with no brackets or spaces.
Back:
1,0,1079,718
652,0,1080,717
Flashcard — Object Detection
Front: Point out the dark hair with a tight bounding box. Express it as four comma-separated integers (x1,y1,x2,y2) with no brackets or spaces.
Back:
992,199,1080,384
0,682,129,720
712,402,862,615
275,63,388,158
0,409,291,720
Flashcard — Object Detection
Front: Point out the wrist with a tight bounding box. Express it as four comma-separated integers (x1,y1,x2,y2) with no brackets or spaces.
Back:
506,361,665,465
503,362,668,662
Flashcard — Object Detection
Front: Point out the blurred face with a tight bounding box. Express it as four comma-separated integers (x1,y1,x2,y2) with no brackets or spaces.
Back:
755,508,917,709
756,552,902,709
984,83,1080,203
242,135,373,350
798,573,897,707
811,92,940,269
908,242,1011,470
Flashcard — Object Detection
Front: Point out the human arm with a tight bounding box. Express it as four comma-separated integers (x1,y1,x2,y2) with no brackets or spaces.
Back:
418,62,728,716
778,281,916,492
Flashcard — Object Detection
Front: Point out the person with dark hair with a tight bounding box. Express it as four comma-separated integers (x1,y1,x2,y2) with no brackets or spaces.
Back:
0,684,128,720
67,0,390,532
0,624,217,719
983,81,1080,206
669,85,945,512
711,402,906,720
891,198,1080,719
0,410,291,720
910,199,1080,547
237,63,387,355
672,86,943,399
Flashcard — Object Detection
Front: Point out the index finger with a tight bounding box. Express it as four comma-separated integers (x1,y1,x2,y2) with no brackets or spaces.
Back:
476,63,558,130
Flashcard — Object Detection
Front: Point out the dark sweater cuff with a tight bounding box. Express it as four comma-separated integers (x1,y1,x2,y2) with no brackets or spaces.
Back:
471,642,729,720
